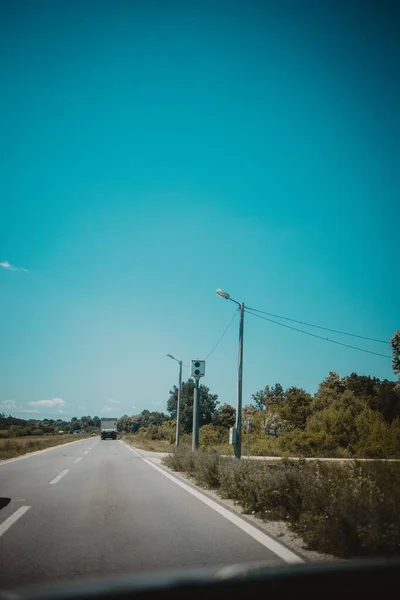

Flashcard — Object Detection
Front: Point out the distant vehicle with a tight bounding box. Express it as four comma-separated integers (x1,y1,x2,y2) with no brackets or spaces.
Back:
100,417,117,440
92,432,96,436
73,430,80,435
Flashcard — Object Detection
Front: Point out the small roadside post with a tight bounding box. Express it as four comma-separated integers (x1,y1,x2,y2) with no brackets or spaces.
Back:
246,418,251,457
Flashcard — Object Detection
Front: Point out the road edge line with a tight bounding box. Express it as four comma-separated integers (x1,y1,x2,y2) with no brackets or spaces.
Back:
119,441,304,565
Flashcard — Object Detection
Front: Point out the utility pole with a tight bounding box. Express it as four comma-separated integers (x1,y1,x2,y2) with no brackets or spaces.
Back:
176,360,182,447
216,289,245,459
166,354,184,447
192,377,200,451
235,302,244,459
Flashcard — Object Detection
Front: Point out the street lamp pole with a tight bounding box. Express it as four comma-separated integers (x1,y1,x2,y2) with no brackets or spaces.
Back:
236,301,244,459
176,359,182,447
216,289,245,459
167,354,183,447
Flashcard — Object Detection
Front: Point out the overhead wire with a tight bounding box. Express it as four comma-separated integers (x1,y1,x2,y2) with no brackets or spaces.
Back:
204,309,238,359
246,306,389,345
244,309,392,359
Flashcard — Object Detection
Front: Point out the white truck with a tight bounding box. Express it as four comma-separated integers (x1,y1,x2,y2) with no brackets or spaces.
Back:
100,417,118,440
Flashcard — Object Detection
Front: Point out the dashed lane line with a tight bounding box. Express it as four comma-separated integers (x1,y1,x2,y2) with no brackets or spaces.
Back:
49,469,69,485
0,438,98,467
0,506,30,538
74,457,83,464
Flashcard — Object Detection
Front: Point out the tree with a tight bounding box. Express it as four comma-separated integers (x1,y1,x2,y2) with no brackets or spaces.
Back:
277,386,313,430
251,383,284,411
212,403,235,429
167,379,219,434
262,412,288,437
311,371,400,423
390,331,400,378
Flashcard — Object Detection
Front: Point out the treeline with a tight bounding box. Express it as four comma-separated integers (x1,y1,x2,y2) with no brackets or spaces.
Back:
120,372,400,458
0,414,101,438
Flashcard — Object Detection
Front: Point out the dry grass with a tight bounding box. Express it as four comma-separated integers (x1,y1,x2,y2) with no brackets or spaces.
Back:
122,433,174,453
0,435,89,460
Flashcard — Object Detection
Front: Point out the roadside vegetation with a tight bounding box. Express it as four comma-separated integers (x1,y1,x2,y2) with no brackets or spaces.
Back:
118,368,400,459
0,434,90,460
163,446,400,558
0,414,98,459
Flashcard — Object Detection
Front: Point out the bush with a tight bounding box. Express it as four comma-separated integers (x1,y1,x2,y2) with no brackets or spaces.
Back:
199,424,223,446
247,437,282,457
279,430,341,457
163,450,400,558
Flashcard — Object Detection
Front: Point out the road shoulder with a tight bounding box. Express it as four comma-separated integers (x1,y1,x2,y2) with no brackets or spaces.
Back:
120,441,337,564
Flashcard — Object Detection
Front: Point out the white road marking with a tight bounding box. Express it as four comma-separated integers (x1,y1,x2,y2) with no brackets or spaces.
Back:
84,451,89,455
119,441,304,565
74,457,82,463
0,506,30,538
49,469,69,485
0,438,94,467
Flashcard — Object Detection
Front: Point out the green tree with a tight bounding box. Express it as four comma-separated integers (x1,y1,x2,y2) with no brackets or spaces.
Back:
212,403,235,429
251,383,284,411
167,379,219,434
390,331,400,381
277,386,313,430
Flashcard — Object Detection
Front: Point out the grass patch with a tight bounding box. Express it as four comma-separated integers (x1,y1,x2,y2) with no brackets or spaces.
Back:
0,435,89,460
122,433,174,453
163,447,400,558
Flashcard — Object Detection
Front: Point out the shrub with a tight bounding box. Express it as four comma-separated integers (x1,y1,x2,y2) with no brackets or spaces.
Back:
279,430,340,457
247,437,281,457
163,450,400,558
199,424,226,447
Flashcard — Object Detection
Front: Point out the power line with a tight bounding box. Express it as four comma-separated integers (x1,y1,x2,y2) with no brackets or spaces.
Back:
204,310,238,359
246,306,389,345
245,309,392,359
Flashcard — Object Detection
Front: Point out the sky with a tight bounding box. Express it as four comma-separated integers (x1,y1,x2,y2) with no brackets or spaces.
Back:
0,0,399,420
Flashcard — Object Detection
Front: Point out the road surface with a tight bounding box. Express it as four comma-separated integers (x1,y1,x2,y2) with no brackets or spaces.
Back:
0,437,301,590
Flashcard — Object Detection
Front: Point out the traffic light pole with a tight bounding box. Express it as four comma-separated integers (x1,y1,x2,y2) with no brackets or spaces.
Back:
192,377,200,451
175,360,183,446
235,302,244,459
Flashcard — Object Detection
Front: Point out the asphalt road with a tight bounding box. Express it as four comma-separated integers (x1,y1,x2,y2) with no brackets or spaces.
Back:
0,437,301,590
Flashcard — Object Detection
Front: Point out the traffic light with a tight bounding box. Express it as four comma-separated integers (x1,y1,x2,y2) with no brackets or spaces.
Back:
190,360,205,378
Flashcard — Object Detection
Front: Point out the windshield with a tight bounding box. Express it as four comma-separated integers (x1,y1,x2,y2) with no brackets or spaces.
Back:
0,0,399,592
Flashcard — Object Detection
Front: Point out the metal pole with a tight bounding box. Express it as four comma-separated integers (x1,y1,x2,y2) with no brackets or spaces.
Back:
192,377,200,451
175,360,182,446
235,302,244,459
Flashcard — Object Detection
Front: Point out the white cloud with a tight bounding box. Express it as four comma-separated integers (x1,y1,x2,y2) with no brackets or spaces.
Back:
101,406,113,413
106,399,120,404
0,400,17,409
0,261,28,273
152,402,164,407
0,400,38,414
28,398,65,408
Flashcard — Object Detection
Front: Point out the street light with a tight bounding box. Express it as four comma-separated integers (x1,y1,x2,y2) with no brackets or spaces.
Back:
216,288,244,459
167,354,183,446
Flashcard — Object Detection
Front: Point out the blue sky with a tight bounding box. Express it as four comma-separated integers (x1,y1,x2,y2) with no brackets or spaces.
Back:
0,0,398,419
